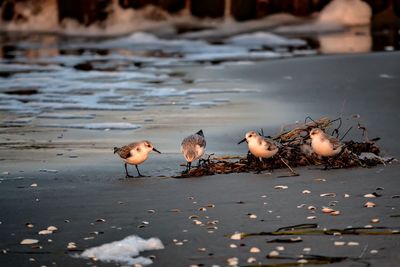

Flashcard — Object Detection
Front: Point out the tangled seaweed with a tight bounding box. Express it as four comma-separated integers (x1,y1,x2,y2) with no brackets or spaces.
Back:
176,117,394,178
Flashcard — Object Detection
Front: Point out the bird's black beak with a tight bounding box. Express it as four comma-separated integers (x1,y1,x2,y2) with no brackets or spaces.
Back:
153,148,161,154
238,138,246,145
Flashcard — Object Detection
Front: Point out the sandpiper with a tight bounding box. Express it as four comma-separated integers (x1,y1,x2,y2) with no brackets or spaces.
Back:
238,131,278,172
309,128,343,157
114,140,161,178
181,130,206,172
309,128,343,169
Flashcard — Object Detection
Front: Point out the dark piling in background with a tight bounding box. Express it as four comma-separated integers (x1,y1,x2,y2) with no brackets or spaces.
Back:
57,0,110,25
190,0,225,18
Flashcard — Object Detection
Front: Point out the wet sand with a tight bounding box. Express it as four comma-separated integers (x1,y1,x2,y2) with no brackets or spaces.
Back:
1,52,400,266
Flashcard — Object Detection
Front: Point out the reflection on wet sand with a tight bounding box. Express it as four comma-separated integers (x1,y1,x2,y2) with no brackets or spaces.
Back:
318,26,372,54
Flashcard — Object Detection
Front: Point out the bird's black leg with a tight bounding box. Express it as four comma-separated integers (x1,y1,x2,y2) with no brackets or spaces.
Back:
323,157,330,170
135,165,147,177
124,163,134,178
187,161,192,172
269,157,274,172
257,158,263,174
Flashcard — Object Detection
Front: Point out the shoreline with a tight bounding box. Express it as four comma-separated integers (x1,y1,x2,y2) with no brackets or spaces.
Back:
1,52,400,266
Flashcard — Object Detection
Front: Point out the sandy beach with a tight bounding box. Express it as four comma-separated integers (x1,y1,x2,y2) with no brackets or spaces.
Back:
1,51,400,266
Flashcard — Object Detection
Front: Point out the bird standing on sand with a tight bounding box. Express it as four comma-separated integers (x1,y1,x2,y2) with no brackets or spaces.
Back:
181,130,206,172
114,140,161,178
309,128,343,157
309,128,343,169
238,131,278,172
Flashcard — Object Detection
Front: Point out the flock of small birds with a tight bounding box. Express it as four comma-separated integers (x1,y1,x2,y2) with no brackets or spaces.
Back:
113,126,344,178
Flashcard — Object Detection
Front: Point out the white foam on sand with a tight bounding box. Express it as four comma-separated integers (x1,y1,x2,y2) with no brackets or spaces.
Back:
318,0,372,26
228,32,306,49
40,122,140,130
77,235,164,266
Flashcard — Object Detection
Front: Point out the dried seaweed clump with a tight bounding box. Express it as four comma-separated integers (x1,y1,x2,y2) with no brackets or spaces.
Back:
176,117,394,178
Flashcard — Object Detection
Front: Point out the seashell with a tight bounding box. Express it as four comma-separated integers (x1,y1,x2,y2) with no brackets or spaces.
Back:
199,207,207,212
230,244,238,248
276,246,285,251
95,218,106,222
307,216,317,220
302,190,311,194
248,214,257,219
193,220,202,225
247,257,257,263
303,247,311,252
147,209,156,213
175,242,183,246
297,204,306,208
320,193,336,197
267,250,279,258
30,183,38,187
38,230,52,235
364,193,376,198
189,215,199,219
347,242,359,246
47,226,57,232
307,206,316,210
344,194,350,198
370,249,378,254
371,218,380,223
274,185,288,189
334,241,345,246
207,204,215,208
322,207,334,213
330,210,341,216
67,242,77,250
250,247,260,253
26,223,34,228
230,233,242,240
227,257,239,266
298,259,308,264
20,239,39,245
364,202,376,208
198,247,206,252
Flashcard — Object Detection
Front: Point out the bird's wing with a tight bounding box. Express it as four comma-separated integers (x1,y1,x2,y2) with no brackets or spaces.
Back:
328,136,342,150
261,137,277,151
116,142,139,159
182,134,206,149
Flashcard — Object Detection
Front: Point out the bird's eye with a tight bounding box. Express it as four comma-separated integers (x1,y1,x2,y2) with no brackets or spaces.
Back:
249,134,252,137
147,144,151,148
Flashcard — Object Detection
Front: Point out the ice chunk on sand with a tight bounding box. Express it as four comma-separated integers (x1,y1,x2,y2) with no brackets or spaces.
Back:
77,235,164,266
318,0,372,26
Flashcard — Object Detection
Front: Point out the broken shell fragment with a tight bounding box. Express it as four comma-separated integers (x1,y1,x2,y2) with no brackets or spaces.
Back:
247,257,257,263
26,223,34,228
371,218,380,223
322,207,334,213
307,216,317,220
250,247,260,253
227,257,239,266
334,241,345,246
38,230,53,235
230,233,243,240
20,239,39,245
320,193,336,197
364,193,376,198
47,226,58,232
147,209,156,213
347,242,359,246
302,190,311,194
230,244,238,248
364,202,376,208
67,242,77,250
276,246,285,251
274,185,288,189
95,218,106,223
330,210,341,216
267,250,280,258
198,207,207,212
248,214,257,219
